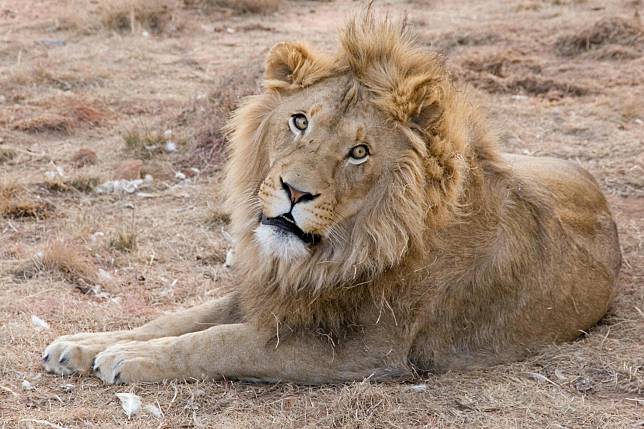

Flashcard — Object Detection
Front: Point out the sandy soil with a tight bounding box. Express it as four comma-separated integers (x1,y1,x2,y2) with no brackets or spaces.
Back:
0,0,642,427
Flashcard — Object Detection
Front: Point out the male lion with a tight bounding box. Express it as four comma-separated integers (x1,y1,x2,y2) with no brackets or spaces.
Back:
43,14,621,385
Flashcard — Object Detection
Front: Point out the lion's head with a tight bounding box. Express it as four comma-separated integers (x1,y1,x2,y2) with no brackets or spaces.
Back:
225,13,496,312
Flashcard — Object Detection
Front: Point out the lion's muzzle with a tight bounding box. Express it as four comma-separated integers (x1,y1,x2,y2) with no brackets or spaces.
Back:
260,213,320,245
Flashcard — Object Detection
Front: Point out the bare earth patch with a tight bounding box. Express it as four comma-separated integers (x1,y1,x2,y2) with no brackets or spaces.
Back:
0,0,642,428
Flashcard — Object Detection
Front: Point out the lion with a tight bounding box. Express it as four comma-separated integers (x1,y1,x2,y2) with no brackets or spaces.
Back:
42,13,621,385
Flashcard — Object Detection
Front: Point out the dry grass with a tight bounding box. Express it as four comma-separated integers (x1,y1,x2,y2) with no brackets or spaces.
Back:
59,0,177,34
0,182,54,219
456,52,592,99
195,0,281,14
70,148,98,167
100,0,174,33
12,112,75,134
0,146,17,163
42,175,101,193
14,241,98,286
1,1,643,427
620,96,644,120
175,62,261,171
205,207,231,226
109,229,138,252
123,127,170,159
555,16,643,56
8,98,109,134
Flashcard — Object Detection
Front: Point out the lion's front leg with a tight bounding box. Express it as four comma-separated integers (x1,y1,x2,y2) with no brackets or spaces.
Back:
43,331,136,376
92,323,411,385
43,294,240,376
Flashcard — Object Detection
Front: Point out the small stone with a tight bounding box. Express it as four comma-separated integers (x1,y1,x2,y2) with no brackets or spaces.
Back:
31,315,50,331
21,380,34,390
575,376,593,393
97,268,113,284
114,159,143,180
163,141,177,153
115,392,142,418
405,383,427,392
144,403,162,418
71,148,97,167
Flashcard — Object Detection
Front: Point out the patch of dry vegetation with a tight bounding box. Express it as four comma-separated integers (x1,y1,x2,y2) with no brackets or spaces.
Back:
428,29,501,53
456,51,591,99
42,175,101,193
0,62,106,98
0,146,17,163
620,96,644,120
123,126,171,159
1,1,642,428
70,148,98,167
109,229,138,252
14,241,98,286
7,98,109,135
0,182,54,219
100,0,174,33
59,0,178,34
555,16,643,57
175,62,262,171
193,0,281,15
205,207,231,226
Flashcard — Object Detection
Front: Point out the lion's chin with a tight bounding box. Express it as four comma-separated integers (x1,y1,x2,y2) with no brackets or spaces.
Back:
254,224,311,262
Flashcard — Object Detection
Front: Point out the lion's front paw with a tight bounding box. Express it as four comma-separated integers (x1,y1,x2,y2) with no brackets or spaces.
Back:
92,338,177,385
43,332,128,376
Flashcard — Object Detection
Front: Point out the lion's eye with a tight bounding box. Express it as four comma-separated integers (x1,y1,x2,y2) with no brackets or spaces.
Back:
348,145,370,165
288,113,308,134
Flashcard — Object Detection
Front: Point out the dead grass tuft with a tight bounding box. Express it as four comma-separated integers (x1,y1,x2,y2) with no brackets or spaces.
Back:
507,76,591,97
555,17,643,56
109,229,138,252
193,0,281,15
429,30,501,53
123,127,169,159
9,98,109,135
43,175,100,193
457,52,590,98
13,112,74,134
590,44,641,60
14,241,98,286
620,96,644,120
0,182,54,219
205,208,231,226
100,0,174,33
70,148,98,167
68,175,101,192
0,146,17,163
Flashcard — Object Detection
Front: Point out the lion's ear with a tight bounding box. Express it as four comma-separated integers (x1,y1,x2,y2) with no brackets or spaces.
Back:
264,42,333,91
371,72,445,131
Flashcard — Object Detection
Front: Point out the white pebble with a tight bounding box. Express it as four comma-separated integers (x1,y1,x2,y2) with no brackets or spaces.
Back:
116,392,142,418
31,315,50,331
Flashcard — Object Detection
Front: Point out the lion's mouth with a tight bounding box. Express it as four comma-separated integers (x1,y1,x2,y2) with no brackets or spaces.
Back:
260,213,320,245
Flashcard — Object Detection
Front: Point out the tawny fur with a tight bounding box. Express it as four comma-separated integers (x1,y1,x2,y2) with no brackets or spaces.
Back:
42,13,621,384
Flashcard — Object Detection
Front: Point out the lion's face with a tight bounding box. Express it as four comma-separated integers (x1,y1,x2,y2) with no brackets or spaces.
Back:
227,35,462,286
254,77,412,261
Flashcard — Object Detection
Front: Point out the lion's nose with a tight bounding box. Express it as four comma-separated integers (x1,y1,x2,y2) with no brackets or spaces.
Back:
280,178,318,205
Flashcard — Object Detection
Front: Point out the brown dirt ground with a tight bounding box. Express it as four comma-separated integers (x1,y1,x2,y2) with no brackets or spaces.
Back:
1,0,642,428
